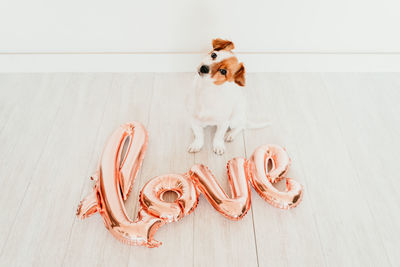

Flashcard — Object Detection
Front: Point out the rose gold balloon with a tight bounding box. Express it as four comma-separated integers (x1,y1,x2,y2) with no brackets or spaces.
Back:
249,144,303,209
77,122,165,247
77,121,303,247
189,158,251,220
140,174,198,223
261,144,291,183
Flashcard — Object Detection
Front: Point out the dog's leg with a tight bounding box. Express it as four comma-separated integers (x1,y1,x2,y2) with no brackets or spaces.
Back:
225,103,246,142
213,122,229,155
188,122,204,153
225,126,244,142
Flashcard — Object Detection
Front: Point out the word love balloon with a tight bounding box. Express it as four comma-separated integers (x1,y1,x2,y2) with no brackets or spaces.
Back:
77,122,303,247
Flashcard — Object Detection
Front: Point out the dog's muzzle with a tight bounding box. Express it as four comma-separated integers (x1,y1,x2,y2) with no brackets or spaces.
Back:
199,65,209,74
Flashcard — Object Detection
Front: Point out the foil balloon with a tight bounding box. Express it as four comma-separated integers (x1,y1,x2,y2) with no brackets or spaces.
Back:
249,144,303,209
189,158,251,220
77,122,303,248
77,122,165,247
140,174,198,223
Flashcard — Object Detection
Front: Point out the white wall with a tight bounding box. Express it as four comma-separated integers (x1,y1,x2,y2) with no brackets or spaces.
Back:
1,0,400,71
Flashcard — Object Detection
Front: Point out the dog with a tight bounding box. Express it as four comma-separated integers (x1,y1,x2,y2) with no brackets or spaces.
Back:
187,38,269,155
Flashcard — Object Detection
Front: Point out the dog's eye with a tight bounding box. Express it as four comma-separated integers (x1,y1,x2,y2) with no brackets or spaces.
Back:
219,69,227,75
211,53,217,59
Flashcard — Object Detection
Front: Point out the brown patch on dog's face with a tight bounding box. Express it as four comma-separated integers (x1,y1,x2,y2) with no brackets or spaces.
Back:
212,38,235,51
210,57,246,86
234,63,245,86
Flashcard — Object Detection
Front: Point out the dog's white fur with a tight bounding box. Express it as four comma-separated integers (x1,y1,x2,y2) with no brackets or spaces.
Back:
186,50,248,155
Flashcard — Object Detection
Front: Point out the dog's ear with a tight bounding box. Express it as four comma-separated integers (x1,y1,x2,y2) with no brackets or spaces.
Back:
212,38,235,51
234,63,245,86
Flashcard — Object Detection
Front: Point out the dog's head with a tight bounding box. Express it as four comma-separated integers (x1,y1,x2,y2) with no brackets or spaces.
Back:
197,38,245,87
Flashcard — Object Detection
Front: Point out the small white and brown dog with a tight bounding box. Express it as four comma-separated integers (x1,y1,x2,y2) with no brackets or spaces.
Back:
187,38,269,155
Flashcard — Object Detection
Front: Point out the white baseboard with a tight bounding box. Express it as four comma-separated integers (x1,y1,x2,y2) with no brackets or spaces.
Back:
1,53,400,72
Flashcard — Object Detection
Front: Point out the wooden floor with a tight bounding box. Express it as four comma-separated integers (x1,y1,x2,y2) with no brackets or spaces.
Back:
0,73,399,267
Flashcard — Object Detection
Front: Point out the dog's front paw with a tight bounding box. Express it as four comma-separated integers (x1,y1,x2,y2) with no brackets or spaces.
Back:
188,140,203,153
224,133,234,142
213,141,225,155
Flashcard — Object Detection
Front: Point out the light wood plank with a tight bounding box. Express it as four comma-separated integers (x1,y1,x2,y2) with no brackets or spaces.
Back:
322,73,400,266
63,73,155,267
0,74,71,251
125,73,196,267
244,73,326,267
193,109,258,267
0,74,31,131
279,73,390,266
0,73,113,266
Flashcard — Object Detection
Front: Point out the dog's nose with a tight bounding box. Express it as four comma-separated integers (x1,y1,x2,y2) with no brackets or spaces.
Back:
200,65,209,74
